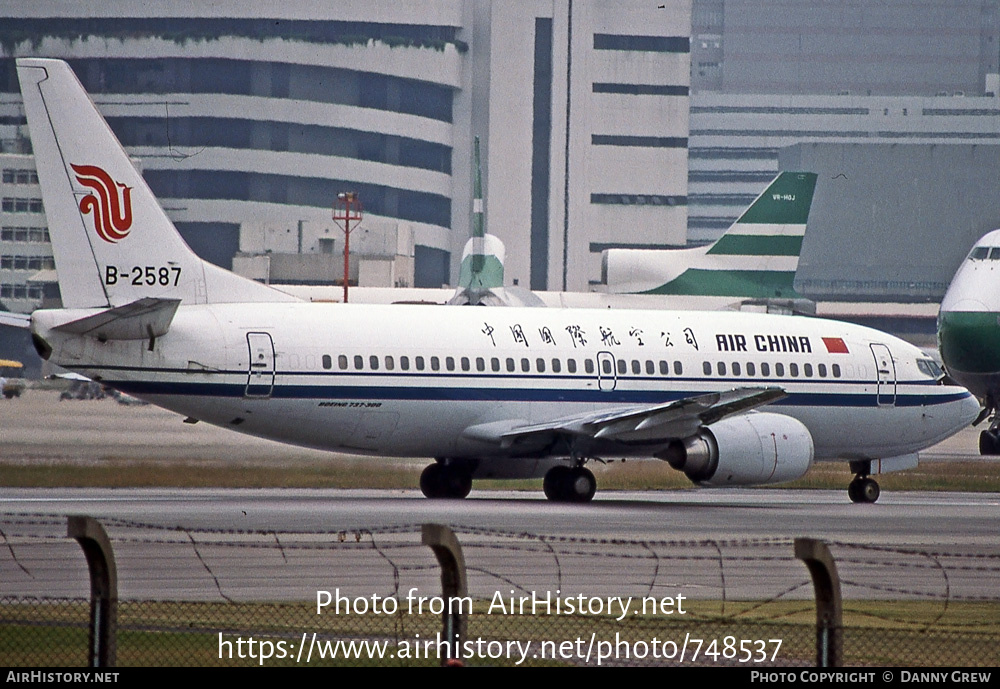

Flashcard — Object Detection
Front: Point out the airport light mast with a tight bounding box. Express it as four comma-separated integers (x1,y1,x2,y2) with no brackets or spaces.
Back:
332,192,362,303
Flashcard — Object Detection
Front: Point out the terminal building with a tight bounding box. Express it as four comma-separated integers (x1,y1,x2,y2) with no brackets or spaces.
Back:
0,0,692,315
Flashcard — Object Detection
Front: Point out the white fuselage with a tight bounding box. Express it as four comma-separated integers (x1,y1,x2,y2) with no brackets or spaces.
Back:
33,303,977,469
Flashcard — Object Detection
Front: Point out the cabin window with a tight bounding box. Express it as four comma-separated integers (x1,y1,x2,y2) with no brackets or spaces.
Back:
415,356,425,371
804,363,813,377
569,359,579,374
339,355,348,370
991,248,1000,260
400,356,410,371
385,356,395,371
617,359,627,375
446,357,455,371
460,357,470,372
521,358,530,373
703,361,712,375
506,358,516,372
552,358,561,373
732,362,741,376
536,358,546,372
674,361,683,375
491,357,501,372
789,363,798,377
322,355,332,370
431,356,440,371
832,363,841,378
746,362,755,376
760,362,770,376
631,360,641,375
585,359,595,374
971,246,989,260
354,355,364,370
476,357,485,372
369,355,380,370
645,360,655,375
775,363,785,377
659,360,669,375
717,361,727,376
601,359,613,375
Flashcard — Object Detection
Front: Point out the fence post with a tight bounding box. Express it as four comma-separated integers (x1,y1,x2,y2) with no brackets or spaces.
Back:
68,516,117,667
794,537,842,667
421,524,468,667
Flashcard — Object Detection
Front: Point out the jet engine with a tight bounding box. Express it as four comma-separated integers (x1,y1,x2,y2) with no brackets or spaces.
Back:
657,412,814,486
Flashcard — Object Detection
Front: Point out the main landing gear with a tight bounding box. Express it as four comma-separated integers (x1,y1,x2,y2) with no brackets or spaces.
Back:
420,462,472,499
847,474,881,504
543,465,597,503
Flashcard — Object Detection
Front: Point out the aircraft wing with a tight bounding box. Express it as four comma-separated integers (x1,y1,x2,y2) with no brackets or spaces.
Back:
489,386,786,448
0,311,31,329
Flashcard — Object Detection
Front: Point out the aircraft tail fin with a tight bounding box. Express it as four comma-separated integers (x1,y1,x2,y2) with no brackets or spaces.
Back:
16,58,295,308
603,171,817,297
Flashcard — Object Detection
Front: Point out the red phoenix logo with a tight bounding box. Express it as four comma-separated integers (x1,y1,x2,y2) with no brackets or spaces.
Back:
71,164,133,243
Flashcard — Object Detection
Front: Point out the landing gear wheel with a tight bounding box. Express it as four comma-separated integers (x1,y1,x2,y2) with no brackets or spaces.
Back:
543,466,596,503
979,430,1000,456
848,476,880,504
420,464,472,499
565,467,597,503
543,466,571,500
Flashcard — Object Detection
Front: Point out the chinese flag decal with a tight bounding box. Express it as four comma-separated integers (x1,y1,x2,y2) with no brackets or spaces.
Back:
822,337,849,354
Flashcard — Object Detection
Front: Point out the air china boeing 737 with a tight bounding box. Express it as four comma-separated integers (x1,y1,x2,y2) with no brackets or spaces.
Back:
16,59,979,503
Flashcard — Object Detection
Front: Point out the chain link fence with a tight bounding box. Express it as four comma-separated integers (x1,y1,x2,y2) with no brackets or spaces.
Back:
1,515,997,666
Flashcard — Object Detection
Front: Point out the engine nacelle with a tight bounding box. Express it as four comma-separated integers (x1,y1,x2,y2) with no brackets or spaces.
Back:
657,412,814,486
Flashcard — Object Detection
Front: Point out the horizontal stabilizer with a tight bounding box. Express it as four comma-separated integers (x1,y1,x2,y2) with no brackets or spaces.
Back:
53,297,181,340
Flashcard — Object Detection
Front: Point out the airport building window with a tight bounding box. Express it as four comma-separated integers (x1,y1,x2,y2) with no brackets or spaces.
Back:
322,355,332,370
1,227,50,242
